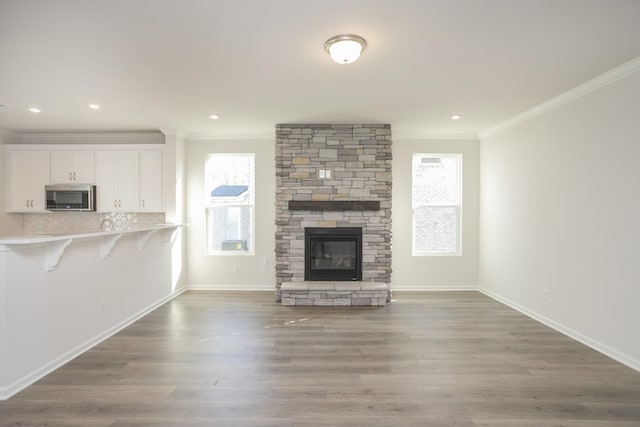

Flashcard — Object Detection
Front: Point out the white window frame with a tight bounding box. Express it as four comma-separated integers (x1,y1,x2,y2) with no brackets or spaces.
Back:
205,153,255,256
412,153,462,256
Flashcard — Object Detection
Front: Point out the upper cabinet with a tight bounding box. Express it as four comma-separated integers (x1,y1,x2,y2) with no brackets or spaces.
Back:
139,149,163,212
50,150,94,183
94,150,139,212
5,150,50,212
5,144,164,214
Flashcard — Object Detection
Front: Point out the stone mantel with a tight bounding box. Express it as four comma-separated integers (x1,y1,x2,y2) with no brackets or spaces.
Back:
287,200,381,211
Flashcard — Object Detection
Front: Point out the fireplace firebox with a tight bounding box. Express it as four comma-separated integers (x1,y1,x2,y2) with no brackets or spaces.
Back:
305,227,362,281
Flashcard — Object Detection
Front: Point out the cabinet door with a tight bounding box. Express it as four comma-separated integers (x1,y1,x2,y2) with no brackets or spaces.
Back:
94,151,118,212
72,151,94,183
50,151,75,183
29,151,50,211
50,151,94,183
5,150,49,212
116,151,139,211
139,150,162,212
94,150,139,212
6,151,31,211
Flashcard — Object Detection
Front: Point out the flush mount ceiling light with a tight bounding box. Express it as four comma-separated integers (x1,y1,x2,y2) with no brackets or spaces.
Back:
324,34,367,64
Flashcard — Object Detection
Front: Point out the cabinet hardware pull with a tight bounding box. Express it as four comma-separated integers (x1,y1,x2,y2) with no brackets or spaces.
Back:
142,200,145,208
73,172,76,180
69,172,73,180
26,200,30,207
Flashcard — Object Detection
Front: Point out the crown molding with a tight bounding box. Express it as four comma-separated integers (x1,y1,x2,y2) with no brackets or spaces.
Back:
19,131,165,145
186,132,274,141
0,128,20,144
478,55,640,139
393,132,479,141
159,128,187,139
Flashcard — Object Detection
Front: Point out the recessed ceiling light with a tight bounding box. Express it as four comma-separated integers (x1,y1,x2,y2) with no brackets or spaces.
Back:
0,103,8,108
451,115,461,120
29,107,41,113
210,114,220,120
89,103,100,110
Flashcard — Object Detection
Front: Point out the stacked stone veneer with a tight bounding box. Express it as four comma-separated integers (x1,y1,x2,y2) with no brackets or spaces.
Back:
275,124,392,301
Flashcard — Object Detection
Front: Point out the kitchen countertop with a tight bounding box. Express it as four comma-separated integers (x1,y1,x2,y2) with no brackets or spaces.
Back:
0,224,183,245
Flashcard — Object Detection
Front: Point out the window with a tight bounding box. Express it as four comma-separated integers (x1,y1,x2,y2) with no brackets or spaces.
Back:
412,153,462,255
205,153,255,255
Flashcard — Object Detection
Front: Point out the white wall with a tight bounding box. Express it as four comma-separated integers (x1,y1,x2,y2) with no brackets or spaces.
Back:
392,139,479,290
185,138,276,290
0,131,23,236
479,70,640,369
162,131,188,291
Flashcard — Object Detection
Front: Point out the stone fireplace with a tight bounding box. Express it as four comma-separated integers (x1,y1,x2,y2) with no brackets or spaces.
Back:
275,124,392,303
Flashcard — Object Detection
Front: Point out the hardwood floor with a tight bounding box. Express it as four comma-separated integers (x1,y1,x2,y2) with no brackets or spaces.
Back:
1,291,639,426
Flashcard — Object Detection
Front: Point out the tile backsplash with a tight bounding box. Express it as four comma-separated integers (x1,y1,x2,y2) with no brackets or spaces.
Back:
24,212,166,235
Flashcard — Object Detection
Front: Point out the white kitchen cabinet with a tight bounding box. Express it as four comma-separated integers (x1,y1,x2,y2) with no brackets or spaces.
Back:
50,150,94,183
5,150,50,212
139,149,163,212
94,150,139,212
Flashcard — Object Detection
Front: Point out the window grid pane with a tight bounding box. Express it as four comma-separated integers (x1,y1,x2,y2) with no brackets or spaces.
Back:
413,206,459,254
412,156,460,206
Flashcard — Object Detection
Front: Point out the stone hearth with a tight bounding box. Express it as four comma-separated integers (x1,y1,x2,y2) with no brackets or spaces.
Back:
275,124,392,304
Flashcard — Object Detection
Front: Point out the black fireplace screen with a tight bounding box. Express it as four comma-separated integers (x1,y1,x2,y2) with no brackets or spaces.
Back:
305,227,362,281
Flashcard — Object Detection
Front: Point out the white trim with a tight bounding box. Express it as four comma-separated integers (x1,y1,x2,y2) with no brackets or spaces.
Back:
19,132,165,145
0,287,187,401
187,132,273,141
479,286,640,373
188,283,274,291
3,143,164,151
394,132,478,141
478,55,640,139
391,285,477,291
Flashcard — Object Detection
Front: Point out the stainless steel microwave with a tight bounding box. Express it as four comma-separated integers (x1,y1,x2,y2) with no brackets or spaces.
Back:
45,184,96,211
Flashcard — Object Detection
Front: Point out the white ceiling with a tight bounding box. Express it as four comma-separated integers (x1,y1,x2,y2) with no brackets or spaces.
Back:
1,0,639,138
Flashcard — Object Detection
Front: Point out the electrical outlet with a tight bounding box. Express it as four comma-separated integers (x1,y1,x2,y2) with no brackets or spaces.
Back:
99,298,105,313
233,265,240,274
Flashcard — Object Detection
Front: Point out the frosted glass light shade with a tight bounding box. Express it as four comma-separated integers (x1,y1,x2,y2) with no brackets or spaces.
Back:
324,34,367,64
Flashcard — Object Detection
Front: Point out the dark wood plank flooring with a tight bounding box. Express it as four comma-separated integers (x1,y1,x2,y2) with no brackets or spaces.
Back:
1,291,639,426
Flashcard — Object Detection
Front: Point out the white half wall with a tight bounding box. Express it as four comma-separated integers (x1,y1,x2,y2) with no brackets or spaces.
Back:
392,139,479,290
0,231,184,399
479,69,640,369
185,138,276,290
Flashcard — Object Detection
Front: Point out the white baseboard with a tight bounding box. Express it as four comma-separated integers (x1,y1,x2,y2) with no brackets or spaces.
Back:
391,284,477,291
0,287,187,400
479,286,640,372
